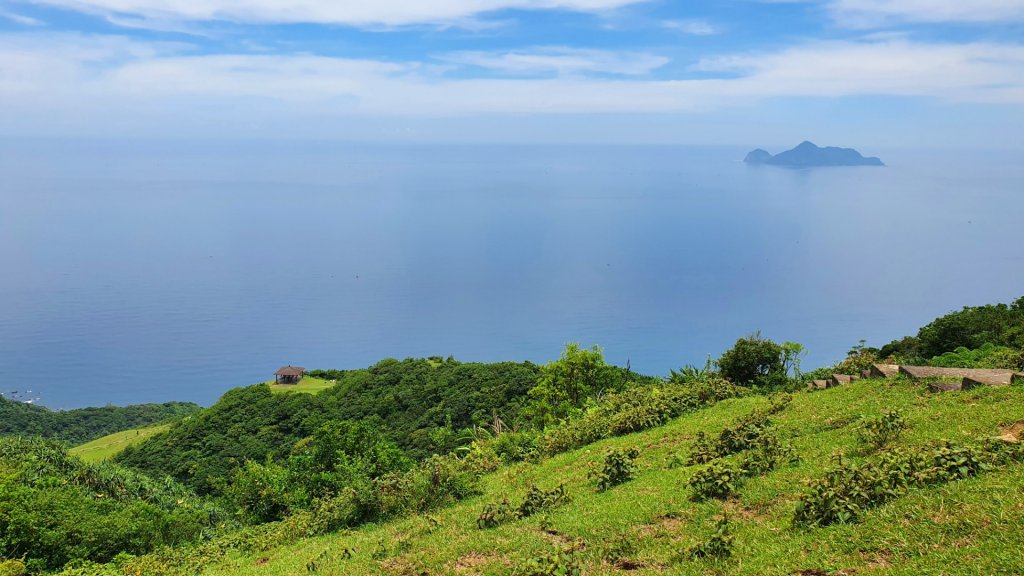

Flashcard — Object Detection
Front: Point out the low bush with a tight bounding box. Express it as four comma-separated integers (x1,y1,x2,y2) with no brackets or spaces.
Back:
929,343,1024,370
688,516,733,560
491,431,540,464
0,559,27,576
594,448,640,492
477,484,569,529
858,410,907,450
688,461,742,500
476,499,513,529
517,484,569,518
740,433,799,475
600,533,639,568
539,379,742,456
686,396,789,465
519,547,581,576
794,440,1024,527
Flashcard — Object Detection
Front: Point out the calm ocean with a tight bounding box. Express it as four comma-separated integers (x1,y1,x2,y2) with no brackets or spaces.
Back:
2,141,1022,409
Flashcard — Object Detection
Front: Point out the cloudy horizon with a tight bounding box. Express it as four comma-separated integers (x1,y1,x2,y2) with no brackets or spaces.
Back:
1,0,1023,147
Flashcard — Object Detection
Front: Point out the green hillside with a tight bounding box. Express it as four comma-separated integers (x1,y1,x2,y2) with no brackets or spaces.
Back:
113,359,552,493
2,297,1022,575
0,436,228,574
198,378,1024,576
69,423,172,463
0,398,201,446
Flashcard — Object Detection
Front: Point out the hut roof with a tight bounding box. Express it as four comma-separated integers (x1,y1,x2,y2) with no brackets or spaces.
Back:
274,365,306,377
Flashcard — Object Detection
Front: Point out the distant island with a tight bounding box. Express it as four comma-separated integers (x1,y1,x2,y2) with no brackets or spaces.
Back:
744,141,884,167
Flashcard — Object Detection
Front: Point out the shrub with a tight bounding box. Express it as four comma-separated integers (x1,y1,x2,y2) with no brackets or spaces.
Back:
477,499,513,529
491,431,539,464
519,547,581,576
740,433,798,475
794,441,1022,527
717,334,802,390
0,560,27,576
834,340,881,375
879,297,1024,360
538,379,742,457
600,533,639,568
224,460,291,524
688,516,733,560
688,461,742,500
594,448,640,492
306,488,370,534
517,484,569,519
686,398,789,465
858,410,907,450
375,454,480,518
0,437,224,573
524,343,622,427
929,344,1024,370
477,485,569,529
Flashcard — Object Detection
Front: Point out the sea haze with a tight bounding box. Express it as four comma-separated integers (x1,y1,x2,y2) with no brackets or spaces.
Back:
1,141,1022,409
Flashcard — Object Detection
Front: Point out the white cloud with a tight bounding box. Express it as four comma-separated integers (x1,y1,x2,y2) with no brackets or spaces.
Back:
694,39,1024,103
828,0,1024,27
1,33,1023,135
0,9,43,25
661,19,718,36
436,47,669,76
15,0,650,26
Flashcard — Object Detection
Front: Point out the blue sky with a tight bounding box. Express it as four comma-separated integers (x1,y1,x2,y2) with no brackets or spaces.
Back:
1,0,1023,146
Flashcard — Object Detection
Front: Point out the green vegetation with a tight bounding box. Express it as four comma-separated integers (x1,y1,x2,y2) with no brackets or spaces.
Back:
69,424,171,463
2,296,1022,574
857,409,907,450
716,333,804,390
116,358,544,494
522,343,629,427
0,437,227,573
592,448,639,492
266,377,334,395
88,377,1022,576
928,343,1024,370
879,296,1024,363
0,399,199,446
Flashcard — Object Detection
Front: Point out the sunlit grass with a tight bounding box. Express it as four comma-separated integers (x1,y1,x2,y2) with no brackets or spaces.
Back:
69,424,171,463
200,380,1024,575
267,377,335,395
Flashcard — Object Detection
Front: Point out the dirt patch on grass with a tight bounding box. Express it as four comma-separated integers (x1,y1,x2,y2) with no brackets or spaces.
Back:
998,421,1024,443
380,557,426,575
722,499,770,521
862,549,894,569
635,512,687,539
452,552,494,574
540,530,586,550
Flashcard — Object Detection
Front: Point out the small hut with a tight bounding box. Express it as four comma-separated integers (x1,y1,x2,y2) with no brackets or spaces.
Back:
274,365,305,384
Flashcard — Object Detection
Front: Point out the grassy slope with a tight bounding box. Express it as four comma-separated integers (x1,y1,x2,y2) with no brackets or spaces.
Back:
267,377,335,395
202,379,1024,576
70,423,171,463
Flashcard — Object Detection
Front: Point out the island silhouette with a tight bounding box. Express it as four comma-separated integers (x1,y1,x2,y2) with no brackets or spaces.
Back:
744,141,884,167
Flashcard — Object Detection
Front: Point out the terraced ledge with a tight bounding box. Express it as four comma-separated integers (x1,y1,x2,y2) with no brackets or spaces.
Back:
869,364,900,379
899,366,1017,381
962,374,1016,389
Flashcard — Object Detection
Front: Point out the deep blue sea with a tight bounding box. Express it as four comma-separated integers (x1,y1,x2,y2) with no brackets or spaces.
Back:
2,141,1022,409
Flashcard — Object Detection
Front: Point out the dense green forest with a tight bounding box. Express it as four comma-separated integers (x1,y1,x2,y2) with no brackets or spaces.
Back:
878,296,1024,365
0,399,200,446
116,359,558,494
0,436,227,574
1,297,1021,574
